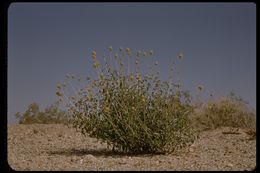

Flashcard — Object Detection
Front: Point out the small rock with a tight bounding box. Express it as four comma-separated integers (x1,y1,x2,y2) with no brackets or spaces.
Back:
190,143,196,147
33,129,38,134
119,159,127,164
71,156,77,162
227,163,233,167
85,154,97,162
189,148,195,152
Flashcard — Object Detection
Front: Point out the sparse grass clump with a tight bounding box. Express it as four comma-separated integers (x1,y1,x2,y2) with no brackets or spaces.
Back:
14,102,69,124
190,92,256,133
57,47,195,154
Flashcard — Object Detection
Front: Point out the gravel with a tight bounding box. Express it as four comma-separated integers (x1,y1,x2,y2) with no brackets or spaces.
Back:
8,124,256,171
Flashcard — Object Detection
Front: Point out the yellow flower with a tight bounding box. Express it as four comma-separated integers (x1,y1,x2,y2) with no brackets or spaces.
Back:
93,61,100,69
91,51,97,59
56,91,63,97
56,84,61,89
126,48,131,56
136,75,142,80
91,55,96,60
103,106,110,113
178,53,183,59
92,50,97,55
141,95,146,103
114,53,118,59
109,46,113,52
130,75,134,80
197,85,204,91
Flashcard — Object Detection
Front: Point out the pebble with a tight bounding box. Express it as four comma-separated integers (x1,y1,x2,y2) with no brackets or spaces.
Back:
189,148,195,152
119,159,128,164
189,143,196,152
71,156,77,162
85,154,98,163
227,163,233,167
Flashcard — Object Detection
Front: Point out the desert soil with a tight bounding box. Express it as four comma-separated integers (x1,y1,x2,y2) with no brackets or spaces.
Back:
7,124,256,171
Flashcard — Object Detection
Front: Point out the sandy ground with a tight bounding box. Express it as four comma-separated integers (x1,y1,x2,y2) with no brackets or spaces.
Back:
7,124,256,171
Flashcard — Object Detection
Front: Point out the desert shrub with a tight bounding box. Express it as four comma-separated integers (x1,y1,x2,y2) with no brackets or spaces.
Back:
14,102,69,124
56,47,195,154
190,92,256,132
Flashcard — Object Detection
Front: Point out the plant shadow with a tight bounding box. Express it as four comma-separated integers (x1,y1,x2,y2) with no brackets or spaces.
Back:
48,148,164,158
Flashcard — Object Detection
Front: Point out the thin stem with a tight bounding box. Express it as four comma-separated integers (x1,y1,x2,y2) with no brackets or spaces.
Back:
127,55,130,76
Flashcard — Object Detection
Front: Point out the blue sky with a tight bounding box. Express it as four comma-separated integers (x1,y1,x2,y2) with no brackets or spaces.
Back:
8,3,256,124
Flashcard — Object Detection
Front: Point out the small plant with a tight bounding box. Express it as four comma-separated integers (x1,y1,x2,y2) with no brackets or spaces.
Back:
191,92,256,132
57,47,196,154
14,102,69,124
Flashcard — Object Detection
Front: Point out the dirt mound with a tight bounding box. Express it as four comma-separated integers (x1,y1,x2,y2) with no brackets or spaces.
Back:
7,124,256,171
